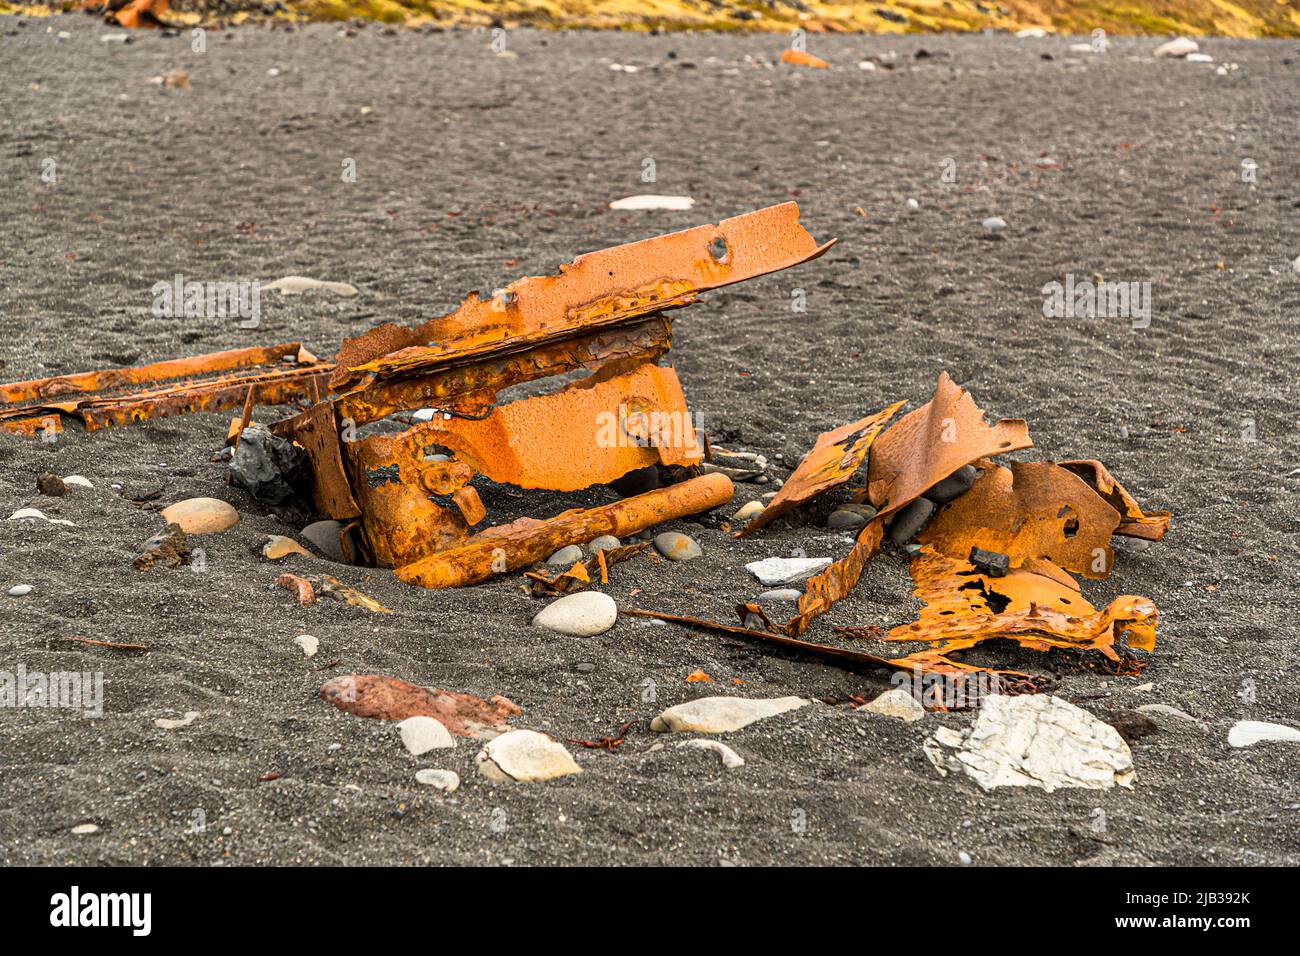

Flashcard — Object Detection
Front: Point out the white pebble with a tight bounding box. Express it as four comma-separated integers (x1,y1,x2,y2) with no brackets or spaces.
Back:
415,769,460,792
397,715,455,755
7,584,33,597
155,711,200,730
532,591,618,636
678,738,745,768
293,634,319,658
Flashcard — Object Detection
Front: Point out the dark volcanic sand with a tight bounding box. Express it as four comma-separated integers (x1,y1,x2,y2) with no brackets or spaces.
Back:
1,16,1297,866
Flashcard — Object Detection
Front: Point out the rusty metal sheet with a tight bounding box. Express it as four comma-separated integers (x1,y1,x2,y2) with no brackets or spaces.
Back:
918,461,1122,579
737,401,903,537
0,344,331,435
394,473,734,589
329,202,834,392
335,316,675,426
879,546,1158,674
864,372,1032,517
378,363,702,491
1059,459,1171,541
342,362,705,569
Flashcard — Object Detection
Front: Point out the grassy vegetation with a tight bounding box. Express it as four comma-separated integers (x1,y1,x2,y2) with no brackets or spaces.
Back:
7,0,1299,35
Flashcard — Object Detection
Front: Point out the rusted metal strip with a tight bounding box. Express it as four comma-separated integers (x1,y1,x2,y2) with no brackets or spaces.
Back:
863,372,1032,517
1058,459,1171,541
393,473,734,589
0,344,332,435
330,202,834,392
334,316,675,426
738,401,903,537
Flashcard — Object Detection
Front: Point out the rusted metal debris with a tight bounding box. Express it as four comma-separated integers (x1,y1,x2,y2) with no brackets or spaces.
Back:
638,372,1169,693
0,343,330,437
271,202,828,584
737,401,903,537
0,204,829,593
525,542,651,596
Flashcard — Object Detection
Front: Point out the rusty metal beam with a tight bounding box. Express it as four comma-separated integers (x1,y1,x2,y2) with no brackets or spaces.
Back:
0,344,332,435
393,473,734,589
329,202,834,393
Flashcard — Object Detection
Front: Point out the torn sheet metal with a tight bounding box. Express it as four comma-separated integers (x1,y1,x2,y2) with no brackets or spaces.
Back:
863,372,1032,517
1059,459,1171,541
329,202,834,392
341,363,705,570
0,344,331,435
334,315,675,427
738,401,903,537
918,461,1122,578
884,546,1157,671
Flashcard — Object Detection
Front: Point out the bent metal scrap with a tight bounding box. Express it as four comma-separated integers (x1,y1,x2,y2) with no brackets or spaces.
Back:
0,203,1170,691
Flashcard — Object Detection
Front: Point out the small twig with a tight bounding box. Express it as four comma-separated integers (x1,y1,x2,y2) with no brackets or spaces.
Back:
308,658,342,672
56,636,148,652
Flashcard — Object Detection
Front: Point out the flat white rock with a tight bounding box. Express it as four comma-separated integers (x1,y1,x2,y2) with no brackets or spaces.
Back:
1185,53,1213,62
71,823,100,834
532,591,617,636
9,508,74,526
1227,720,1300,748
926,695,1134,792
155,711,200,730
262,275,358,296
475,729,582,783
293,634,319,658
864,688,926,722
1153,37,1199,58
415,769,460,792
678,738,745,768
7,584,33,597
609,195,695,211
62,475,93,488
397,715,455,755
651,695,809,734
1135,703,1206,728
732,500,765,521
982,216,1007,232
744,557,832,586
1015,28,1047,38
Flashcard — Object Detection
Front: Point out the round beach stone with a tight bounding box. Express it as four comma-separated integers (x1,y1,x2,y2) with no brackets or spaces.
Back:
475,729,582,783
547,544,585,567
532,591,618,636
160,497,239,535
653,531,702,562
587,535,621,554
